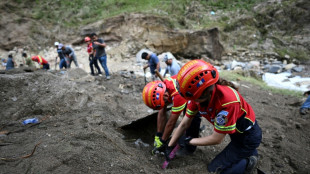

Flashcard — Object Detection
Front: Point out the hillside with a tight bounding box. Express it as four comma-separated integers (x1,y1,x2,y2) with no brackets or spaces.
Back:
1,0,309,62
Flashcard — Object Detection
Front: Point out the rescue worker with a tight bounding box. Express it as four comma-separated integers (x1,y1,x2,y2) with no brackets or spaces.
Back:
22,53,35,68
85,36,101,76
6,54,16,70
59,44,79,68
31,55,50,70
163,53,181,77
166,60,262,174
142,76,201,155
141,52,161,81
54,42,67,69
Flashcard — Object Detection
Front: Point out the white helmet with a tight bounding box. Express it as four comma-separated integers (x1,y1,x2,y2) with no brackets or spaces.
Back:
54,42,59,46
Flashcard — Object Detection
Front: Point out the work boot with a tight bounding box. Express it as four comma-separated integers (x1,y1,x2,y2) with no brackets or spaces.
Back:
245,155,258,174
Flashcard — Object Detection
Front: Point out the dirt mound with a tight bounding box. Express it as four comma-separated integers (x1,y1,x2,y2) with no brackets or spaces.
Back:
0,69,309,173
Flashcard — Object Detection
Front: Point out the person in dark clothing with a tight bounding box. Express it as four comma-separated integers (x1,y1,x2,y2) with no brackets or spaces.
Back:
54,42,67,69
6,54,16,70
91,33,110,79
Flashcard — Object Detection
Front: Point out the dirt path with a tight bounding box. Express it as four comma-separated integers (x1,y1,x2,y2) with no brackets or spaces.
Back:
0,66,309,174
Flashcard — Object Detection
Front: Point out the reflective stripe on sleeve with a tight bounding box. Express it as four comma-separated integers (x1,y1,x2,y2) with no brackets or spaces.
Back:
186,109,198,116
215,123,236,132
172,102,186,113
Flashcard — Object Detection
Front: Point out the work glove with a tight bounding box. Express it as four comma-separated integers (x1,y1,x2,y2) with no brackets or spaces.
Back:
178,136,193,148
164,145,175,161
152,136,166,155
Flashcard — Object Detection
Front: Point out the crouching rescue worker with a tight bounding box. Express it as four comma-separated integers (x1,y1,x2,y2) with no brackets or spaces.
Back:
142,75,201,155
31,55,50,70
166,60,262,174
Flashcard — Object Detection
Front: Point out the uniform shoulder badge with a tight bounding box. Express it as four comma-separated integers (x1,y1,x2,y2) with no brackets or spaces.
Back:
215,110,229,126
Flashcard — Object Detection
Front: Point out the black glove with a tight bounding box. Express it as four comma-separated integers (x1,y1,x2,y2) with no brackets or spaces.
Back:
178,136,193,148
164,145,175,161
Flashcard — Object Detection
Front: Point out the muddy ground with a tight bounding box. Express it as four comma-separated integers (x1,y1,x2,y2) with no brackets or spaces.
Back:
0,64,309,174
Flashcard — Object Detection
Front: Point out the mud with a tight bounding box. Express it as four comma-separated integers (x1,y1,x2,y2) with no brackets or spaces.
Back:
0,66,309,174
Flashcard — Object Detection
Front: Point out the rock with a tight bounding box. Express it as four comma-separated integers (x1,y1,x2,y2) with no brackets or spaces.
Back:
262,38,275,50
79,14,224,60
233,66,243,71
247,61,260,70
269,65,282,73
231,60,245,69
284,63,296,70
292,66,303,72
284,54,290,59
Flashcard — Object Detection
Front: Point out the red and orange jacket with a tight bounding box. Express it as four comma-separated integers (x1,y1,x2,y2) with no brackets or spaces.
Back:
31,55,48,65
186,84,255,134
164,75,187,115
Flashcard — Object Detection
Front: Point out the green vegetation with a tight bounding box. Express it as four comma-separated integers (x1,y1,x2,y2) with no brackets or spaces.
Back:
220,70,303,98
275,48,309,61
11,0,266,28
203,0,264,11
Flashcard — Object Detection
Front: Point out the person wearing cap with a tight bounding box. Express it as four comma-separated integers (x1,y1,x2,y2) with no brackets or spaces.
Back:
141,52,161,81
165,60,262,174
31,55,50,70
163,53,181,78
6,54,16,70
54,42,67,69
59,44,79,68
22,53,35,68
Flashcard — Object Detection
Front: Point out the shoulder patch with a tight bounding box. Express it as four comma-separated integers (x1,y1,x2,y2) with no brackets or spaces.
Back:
215,110,229,126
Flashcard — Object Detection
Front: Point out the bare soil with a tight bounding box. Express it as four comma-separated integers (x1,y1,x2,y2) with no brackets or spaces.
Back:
0,65,309,174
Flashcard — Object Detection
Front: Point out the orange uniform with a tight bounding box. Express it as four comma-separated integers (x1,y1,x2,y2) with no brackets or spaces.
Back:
164,75,187,114
186,84,255,134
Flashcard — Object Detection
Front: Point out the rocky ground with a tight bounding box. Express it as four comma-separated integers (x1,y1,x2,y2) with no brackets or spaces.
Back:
0,60,309,173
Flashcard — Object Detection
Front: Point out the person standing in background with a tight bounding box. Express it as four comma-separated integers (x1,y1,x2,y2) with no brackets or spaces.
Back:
85,36,101,76
91,33,110,79
163,53,180,77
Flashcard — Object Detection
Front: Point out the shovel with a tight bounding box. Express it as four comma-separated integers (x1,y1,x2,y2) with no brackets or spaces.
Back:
55,56,58,70
143,69,147,85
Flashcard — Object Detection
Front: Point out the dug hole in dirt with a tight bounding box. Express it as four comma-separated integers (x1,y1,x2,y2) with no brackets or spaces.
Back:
0,67,309,174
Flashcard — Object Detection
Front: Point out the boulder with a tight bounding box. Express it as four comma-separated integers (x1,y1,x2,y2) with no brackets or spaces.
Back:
269,64,282,73
78,13,224,60
284,63,296,71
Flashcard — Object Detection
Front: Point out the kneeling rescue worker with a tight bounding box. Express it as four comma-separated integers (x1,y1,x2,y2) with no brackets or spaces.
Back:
31,55,50,70
166,60,262,174
142,75,201,155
